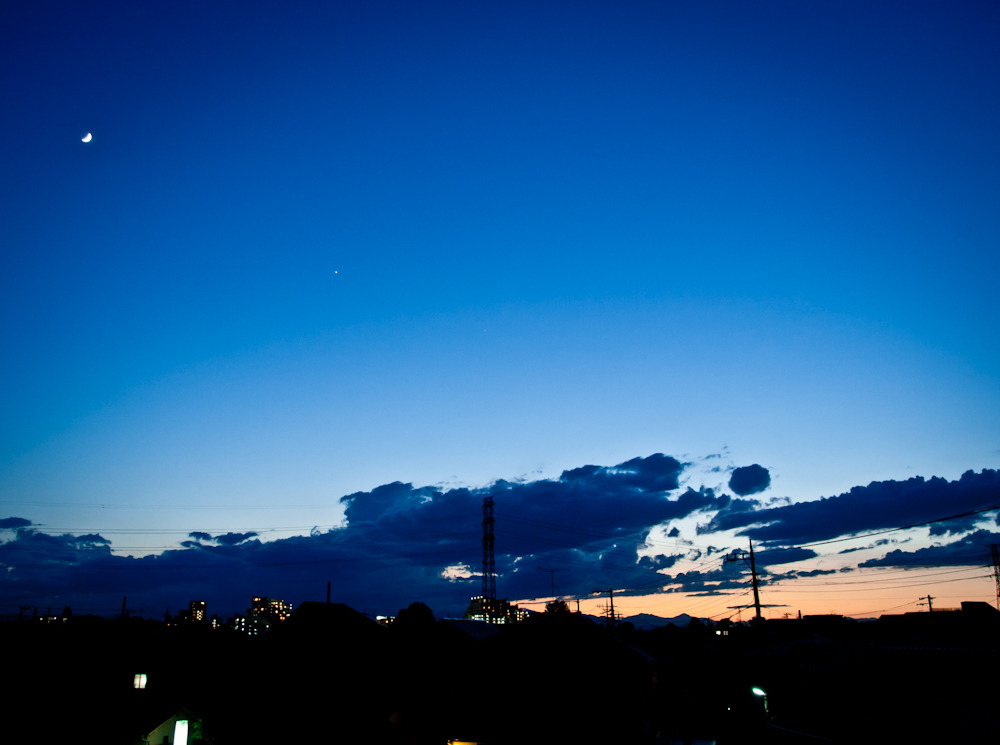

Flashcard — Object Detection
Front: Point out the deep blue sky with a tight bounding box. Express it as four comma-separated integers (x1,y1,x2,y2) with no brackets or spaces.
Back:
2,1,999,618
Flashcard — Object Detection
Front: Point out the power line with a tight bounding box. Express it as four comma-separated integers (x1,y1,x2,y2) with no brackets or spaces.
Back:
754,501,1000,555
723,541,762,619
782,565,986,587
767,572,991,593
537,567,567,598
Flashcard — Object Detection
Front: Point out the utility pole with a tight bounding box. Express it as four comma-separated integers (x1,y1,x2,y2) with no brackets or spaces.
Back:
592,588,617,628
538,567,567,598
918,595,935,612
991,544,1000,611
725,540,763,619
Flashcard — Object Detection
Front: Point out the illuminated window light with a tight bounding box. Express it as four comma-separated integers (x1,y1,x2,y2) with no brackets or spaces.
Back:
133,673,147,689
174,719,189,745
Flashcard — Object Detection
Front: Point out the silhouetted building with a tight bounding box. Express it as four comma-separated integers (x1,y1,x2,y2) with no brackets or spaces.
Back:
287,601,383,639
230,612,272,636
463,595,528,624
144,707,199,745
250,595,292,622
176,599,207,624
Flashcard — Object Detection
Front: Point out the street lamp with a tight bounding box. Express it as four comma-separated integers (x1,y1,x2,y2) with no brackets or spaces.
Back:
751,686,769,716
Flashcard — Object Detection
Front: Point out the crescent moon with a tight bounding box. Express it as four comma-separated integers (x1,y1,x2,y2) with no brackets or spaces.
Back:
82,133,92,143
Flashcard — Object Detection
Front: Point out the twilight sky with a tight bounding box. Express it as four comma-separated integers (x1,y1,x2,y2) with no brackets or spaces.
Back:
2,1,999,621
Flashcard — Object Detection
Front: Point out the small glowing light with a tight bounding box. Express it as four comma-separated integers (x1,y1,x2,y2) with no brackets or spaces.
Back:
133,673,147,689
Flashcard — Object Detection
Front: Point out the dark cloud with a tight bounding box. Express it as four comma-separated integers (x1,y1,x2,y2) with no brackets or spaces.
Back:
603,453,686,491
1,454,712,619
4,459,996,620
837,538,896,555
182,531,260,548
858,529,1000,568
789,568,842,579
655,566,751,596
701,469,1000,546
754,546,818,565
636,553,684,571
75,534,111,544
718,497,764,514
339,481,438,525
214,532,259,546
0,517,32,530
654,561,848,601
0,529,115,608
728,465,771,496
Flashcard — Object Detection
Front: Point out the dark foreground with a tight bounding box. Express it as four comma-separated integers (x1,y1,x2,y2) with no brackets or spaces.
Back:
11,602,999,744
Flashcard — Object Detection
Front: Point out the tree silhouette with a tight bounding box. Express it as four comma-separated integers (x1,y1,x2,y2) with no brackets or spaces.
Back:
545,599,570,614
394,601,435,629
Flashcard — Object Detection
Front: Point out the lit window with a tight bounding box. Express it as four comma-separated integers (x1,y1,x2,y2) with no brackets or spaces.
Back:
133,673,147,689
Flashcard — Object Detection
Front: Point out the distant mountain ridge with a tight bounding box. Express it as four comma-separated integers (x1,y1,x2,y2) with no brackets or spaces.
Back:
577,612,694,629
621,612,693,629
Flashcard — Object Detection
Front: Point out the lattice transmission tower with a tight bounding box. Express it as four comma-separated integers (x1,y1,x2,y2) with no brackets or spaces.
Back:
482,497,496,618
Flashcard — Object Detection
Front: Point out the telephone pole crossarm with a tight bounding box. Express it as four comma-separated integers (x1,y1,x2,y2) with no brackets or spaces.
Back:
724,541,763,619
592,587,618,628
538,567,567,598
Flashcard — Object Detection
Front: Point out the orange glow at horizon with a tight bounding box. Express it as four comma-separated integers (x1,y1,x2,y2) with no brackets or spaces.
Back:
515,571,996,621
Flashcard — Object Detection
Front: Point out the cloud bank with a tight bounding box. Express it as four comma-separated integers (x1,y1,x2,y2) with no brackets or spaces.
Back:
1,457,997,620
700,470,1000,546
